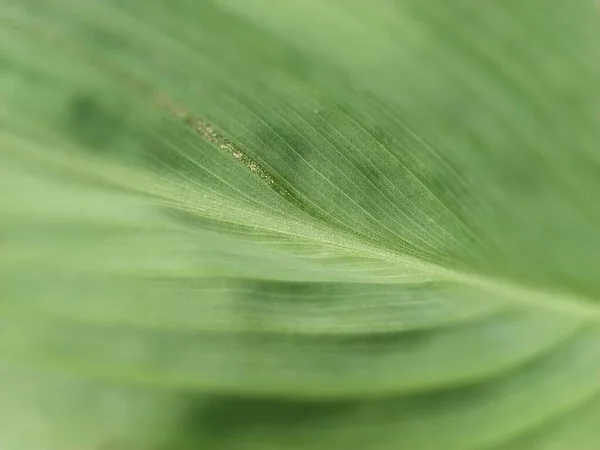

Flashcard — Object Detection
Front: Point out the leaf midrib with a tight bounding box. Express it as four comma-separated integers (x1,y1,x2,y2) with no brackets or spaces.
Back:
4,109,600,323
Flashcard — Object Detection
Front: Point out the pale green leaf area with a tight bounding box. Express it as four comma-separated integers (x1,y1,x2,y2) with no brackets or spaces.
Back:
1,0,600,449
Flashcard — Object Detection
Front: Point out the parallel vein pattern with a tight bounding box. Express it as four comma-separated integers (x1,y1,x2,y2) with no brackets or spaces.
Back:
1,1,600,449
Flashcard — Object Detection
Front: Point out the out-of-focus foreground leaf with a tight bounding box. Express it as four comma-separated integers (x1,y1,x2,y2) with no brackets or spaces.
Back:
1,1,600,449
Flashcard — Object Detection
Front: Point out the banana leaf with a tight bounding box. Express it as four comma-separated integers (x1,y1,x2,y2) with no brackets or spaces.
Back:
1,1,600,449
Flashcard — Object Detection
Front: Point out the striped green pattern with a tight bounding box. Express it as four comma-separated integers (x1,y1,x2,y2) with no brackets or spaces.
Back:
1,1,600,449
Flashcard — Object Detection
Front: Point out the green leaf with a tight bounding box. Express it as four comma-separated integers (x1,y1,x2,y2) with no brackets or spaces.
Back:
1,1,600,449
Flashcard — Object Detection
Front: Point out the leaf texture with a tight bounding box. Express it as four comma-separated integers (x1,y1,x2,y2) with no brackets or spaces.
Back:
1,1,600,449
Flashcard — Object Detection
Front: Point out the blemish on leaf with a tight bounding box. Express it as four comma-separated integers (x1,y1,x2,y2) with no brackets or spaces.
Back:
155,94,294,195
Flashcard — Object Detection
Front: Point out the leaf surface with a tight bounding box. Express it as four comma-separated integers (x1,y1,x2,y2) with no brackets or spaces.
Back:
1,1,600,449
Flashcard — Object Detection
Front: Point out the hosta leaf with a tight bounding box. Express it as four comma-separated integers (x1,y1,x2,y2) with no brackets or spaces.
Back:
1,1,600,449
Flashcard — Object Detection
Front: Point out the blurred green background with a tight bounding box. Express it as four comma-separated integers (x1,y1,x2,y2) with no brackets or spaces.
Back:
1,1,600,449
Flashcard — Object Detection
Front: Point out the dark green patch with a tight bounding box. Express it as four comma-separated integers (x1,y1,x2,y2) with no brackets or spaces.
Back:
66,92,126,151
